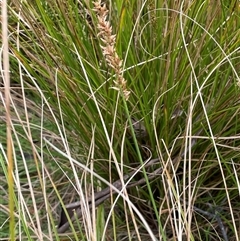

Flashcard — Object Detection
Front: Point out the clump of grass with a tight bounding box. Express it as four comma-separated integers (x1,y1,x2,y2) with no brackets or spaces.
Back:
1,0,240,240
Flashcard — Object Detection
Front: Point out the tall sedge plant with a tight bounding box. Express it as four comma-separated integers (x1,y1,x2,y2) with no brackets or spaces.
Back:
1,0,240,240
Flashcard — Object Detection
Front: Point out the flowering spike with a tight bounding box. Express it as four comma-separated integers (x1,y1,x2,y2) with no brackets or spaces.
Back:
93,0,130,100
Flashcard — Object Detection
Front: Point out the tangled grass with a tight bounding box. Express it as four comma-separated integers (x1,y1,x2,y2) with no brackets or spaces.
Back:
1,0,240,240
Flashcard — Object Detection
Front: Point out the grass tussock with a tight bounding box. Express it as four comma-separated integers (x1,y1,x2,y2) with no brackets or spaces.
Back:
1,0,240,240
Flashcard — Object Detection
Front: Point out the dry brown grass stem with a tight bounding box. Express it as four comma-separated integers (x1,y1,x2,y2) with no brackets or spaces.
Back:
2,0,15,239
